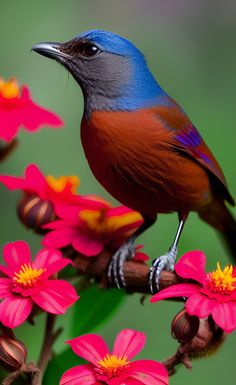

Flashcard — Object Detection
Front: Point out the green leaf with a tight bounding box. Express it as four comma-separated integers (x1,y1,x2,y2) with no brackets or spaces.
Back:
71,284,125,336
43,284,125,384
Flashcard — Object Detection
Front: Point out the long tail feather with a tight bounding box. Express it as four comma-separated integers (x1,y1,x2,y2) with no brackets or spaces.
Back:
199,200,236,261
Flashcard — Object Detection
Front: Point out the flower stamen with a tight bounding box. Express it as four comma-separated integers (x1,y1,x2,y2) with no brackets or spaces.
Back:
0,78,20,99
46,175,80,194
97,353,129,379
13,263,45,288
208,262,236,294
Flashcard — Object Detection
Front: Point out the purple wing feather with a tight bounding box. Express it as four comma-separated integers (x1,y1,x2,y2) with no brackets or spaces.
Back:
155,101,235,205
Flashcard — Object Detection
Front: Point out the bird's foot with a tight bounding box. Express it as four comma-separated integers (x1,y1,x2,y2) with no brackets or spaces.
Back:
149,245,177,294
108,238,136,289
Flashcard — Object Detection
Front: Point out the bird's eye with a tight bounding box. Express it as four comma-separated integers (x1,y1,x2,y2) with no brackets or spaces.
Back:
79,43,100,57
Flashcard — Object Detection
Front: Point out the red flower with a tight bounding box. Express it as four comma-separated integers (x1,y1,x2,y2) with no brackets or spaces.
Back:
151,251,236,333
43,204,143,257
60,329,168,385
0,164,106,217
0,77,63,142
0,241,79,328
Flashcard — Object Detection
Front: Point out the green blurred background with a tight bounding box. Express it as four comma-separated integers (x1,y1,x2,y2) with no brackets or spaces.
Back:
1,0,236,383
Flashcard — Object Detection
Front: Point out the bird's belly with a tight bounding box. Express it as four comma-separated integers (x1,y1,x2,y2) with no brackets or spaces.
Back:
81,114,212,215
87,159,211,214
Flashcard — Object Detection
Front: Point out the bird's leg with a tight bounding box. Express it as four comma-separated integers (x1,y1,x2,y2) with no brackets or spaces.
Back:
108,214,157,289
149,212,189,294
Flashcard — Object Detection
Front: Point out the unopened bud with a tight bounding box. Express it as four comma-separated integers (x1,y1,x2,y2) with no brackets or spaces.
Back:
18,194,55,231
0,335,27,372
171,309,199,343
182,317,225,359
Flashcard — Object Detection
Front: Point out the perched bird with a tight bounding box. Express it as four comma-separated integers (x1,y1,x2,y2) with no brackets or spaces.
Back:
32,30,236,292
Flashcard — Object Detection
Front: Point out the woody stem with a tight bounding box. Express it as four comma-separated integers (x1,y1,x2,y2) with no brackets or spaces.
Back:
34,314,62,385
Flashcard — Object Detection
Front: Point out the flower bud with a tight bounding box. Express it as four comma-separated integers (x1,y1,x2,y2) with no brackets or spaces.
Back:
17,193,55,231
0,335,27,372
171,309,199,343
182,317,225,359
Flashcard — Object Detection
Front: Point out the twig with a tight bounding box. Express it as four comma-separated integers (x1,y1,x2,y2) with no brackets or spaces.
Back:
71,248,184,294
2,369,21,385
35,314,62,385
162,347,192,376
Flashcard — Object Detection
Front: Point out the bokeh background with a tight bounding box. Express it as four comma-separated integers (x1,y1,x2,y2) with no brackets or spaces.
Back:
1,0,236,383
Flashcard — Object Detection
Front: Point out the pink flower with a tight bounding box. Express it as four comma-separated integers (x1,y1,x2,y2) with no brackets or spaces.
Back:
43,204,143,257
0,241,79,328
151,251,236,333
0,77,63,142
133,245,149,262
60,329,168,385
0,164,106,217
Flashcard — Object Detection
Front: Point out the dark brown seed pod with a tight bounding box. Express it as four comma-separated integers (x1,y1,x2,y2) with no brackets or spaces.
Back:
0,335,27,372
17,193,55,232
185,317,225,359
171,308,200,343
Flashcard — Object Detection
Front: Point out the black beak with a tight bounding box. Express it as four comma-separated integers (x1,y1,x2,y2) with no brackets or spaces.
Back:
31,42,72,60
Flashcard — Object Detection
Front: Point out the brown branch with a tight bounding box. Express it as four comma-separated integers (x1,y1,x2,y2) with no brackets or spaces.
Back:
67,247,184,294
35,314,62,385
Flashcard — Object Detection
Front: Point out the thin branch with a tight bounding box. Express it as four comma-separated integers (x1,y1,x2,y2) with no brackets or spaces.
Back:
35,314,62,385
71,248,184,294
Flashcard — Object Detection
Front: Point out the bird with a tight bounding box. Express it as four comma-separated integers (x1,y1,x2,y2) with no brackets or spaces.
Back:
32,30,236,293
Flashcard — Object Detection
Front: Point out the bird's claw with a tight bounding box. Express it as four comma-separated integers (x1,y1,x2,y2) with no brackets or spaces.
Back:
108,238,136,289
149,245,177,294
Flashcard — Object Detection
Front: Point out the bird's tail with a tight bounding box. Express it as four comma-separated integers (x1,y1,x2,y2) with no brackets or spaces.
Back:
199,200,236,261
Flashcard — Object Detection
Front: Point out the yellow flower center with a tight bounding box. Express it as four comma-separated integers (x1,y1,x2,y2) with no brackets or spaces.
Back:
98,354,129,379
13,263,45,288
79,209,142,235
208,263,236,294
46,175,80,194
0,77,20,99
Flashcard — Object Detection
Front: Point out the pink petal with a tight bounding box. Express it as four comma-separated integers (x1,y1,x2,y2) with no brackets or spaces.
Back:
33,247,63,269
0,174,25,190
33,247,72,277
60,364,98,385
0,108,21,142
151,283,200,303
121,379,144,385
42,228,77,249
0,296,32,328
0,265,14,277
122,379,146,385
113,329,146,360
32,279,78,314
24,164,47,195
0,164,46,197
175,250,207,284
43,219,69,230
129,360,168,385
107,206,137,217
20,86,63,130
72,234,104,257
0,278,12,297
185,293,216,318
212,302,236,333
3,241,31,271
53,205,82,222
66,334,110,365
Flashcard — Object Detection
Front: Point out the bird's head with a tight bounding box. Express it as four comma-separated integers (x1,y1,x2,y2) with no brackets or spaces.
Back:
32,30,165,115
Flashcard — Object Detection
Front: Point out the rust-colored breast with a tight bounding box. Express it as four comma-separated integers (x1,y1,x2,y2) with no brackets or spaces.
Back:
81,108,212,215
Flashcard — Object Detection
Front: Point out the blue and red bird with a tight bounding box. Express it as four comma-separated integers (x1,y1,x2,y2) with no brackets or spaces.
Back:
32,30,236,292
